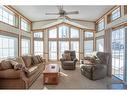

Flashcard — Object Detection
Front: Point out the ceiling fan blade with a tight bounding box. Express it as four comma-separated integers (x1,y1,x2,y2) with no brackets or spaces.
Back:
66,11,79,15
45,13,59,15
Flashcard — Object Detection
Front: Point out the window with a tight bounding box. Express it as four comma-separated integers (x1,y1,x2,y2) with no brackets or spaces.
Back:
111,7,120,21
70,28,79,38
96,38,104,52
21,39,30,55
48,24,79,60
49,41,57,60
112,28,125,80
71,41,79,59
21,18,30,32
49,28,57,38
59,41,69,59
85,32,93,38
97,19,104,31
84,40,93,56
34,41,43,55
0,6,16,26
0,35,18,58
59,25,69,38
34,32,43,38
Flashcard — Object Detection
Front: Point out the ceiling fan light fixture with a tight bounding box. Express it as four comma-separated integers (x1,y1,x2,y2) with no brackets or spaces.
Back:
57,16,69,22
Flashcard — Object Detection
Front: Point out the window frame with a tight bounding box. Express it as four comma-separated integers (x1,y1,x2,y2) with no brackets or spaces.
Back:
0,6,18,28
107,7,121,24
97,18,105,32
34,40,43,56
0,35,18,59
21,38,31,55
20,18,30,32
111,7,121,21
96,36,104,52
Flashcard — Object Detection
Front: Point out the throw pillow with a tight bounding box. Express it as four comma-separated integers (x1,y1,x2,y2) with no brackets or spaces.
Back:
37,55,42,63
32,56,39,65
0,60,13,70
10,60,29,72
22,56,32,67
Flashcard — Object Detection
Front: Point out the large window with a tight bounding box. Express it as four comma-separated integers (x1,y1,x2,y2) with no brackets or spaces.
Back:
71,41,79,59
49,28,57,38
21,18,30,32
34,32,43,56
34,41,43,55
0,6,16,26
59,25,69,38
49,41,57,60
112,28,125,80
97,19,104,31
21,39,30,55
59,41,69,59
48,24,79,60
96,37,104,52
111,7,120,21
70,28,79,38
84,31,94,56
0,35,18,58
84,40,93,56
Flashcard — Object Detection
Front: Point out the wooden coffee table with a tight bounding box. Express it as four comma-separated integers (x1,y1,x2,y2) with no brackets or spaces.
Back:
43,64,60,85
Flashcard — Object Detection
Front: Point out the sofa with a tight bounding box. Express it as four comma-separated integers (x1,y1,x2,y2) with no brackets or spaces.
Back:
0,55,45,89
60,50,78,70
80,52,111,80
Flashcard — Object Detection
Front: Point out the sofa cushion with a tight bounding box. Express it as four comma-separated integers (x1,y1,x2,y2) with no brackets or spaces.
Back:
27,66,38,77
0,69,20,78
32,56,39,65
0,60,13,70
22,56,32,67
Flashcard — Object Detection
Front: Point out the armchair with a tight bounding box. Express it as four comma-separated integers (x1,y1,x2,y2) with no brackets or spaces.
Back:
80,52,111,80
60,50,78,70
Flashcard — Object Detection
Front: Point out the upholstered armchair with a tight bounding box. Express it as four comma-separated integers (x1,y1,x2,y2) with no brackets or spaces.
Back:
80,52,111,80
60,50,78,70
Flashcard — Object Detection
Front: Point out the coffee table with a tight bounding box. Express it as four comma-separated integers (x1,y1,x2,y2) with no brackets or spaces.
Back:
43,64,60,85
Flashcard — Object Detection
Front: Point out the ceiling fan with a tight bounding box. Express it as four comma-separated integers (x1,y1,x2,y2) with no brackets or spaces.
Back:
45,6,79,19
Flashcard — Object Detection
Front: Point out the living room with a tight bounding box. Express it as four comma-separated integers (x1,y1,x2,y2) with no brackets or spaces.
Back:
0,1,127,92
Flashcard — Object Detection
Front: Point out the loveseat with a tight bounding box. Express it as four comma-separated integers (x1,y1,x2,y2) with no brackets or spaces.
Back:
0,55,45,89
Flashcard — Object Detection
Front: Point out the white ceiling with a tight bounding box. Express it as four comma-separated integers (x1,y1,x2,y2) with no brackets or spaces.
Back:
12,5,114,21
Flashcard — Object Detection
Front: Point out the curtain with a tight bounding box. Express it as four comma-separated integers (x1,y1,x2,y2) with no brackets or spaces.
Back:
104,28,112,77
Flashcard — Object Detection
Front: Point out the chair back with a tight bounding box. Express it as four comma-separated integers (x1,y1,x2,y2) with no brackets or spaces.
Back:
64,50,76,60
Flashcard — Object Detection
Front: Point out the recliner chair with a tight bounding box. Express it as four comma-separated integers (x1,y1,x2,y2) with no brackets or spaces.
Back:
80,52,111,80
60,50,78,70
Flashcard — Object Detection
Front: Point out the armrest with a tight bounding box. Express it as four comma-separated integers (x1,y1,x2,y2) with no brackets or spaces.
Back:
60,58,65,62
73,58,78,63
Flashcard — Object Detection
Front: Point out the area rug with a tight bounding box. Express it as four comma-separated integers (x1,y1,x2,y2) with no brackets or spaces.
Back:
29,65,112,89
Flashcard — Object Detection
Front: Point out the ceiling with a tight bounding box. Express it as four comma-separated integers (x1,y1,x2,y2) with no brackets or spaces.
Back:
12,5,114,21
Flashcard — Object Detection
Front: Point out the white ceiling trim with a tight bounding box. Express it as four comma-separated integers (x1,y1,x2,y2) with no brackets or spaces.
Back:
41,19,87,29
